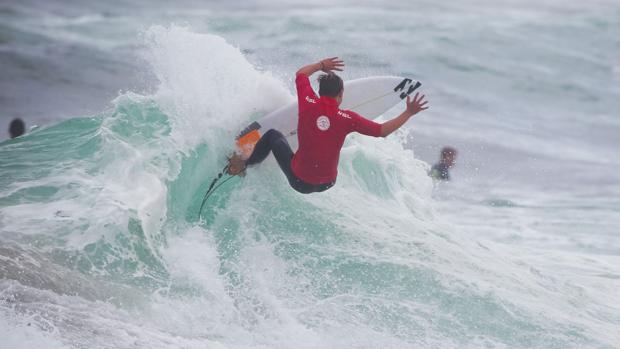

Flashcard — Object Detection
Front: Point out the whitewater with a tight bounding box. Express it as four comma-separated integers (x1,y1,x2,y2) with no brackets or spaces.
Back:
1,1,620,348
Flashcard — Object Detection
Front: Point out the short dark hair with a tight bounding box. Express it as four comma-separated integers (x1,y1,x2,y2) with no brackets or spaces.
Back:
441,147,457,159
318,72,343,98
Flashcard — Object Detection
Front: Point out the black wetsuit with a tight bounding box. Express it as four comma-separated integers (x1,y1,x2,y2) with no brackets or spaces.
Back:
246,129,335,194
430,163,450,181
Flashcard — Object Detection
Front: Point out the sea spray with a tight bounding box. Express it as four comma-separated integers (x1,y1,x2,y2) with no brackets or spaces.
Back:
144,25,291,152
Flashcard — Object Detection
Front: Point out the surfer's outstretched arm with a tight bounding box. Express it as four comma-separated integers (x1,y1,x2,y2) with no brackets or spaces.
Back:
297,57,344,76
379,92,429,137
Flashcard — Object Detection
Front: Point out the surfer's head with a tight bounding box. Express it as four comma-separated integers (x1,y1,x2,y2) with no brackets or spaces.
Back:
440,147,457,167
9,118,25,139
318,72,344,104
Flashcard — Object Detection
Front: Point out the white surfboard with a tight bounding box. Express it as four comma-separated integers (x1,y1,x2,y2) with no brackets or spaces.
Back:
236,76,421,157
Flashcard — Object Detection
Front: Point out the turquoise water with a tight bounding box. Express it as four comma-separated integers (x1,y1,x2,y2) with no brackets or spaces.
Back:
1,2,620,348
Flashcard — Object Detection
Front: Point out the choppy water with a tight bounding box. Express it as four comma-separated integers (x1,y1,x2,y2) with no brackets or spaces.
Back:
1,1,619,348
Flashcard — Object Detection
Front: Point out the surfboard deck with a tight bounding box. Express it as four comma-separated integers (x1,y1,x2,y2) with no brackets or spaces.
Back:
236,76,421,158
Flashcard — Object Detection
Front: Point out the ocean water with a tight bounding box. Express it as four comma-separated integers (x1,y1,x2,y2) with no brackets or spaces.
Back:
1,0,620,348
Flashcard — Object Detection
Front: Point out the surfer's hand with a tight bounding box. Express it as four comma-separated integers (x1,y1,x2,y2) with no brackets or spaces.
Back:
405,92,429,117
227,153,247,176
319,57,344,72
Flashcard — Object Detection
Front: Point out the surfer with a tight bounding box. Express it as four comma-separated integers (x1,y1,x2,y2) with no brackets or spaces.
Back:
9,118,25,139
430,147,457,181
227,57,429,193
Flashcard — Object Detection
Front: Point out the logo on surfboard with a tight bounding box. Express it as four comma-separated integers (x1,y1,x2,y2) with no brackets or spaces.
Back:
316,116,330,131
394,78,422,99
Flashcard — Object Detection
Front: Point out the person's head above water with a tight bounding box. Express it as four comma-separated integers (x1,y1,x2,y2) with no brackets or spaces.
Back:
9,118,25,139
318,72,344,105
440,146,457,167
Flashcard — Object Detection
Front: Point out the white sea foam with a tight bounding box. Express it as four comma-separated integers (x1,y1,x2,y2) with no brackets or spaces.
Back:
145,25,291,152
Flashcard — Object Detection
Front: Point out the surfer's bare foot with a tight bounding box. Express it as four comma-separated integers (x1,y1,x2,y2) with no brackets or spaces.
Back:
227,153,247,176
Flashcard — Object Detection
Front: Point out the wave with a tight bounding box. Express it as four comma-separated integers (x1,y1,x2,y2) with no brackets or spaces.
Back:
0,25,617,348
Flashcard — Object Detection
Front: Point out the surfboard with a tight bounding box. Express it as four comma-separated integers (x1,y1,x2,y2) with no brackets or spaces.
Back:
235,76,421,158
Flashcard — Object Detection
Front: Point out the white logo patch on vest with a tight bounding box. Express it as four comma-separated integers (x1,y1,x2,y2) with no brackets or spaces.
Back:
316,116,330,131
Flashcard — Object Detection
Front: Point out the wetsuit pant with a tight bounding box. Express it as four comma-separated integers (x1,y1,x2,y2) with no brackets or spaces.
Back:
245,129,334,194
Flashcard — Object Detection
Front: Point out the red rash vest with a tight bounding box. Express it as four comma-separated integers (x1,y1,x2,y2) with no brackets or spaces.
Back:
291,73,382,185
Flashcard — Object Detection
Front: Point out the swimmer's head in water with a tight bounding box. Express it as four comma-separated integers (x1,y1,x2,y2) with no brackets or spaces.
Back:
9,118,25,139
441,147,457,167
